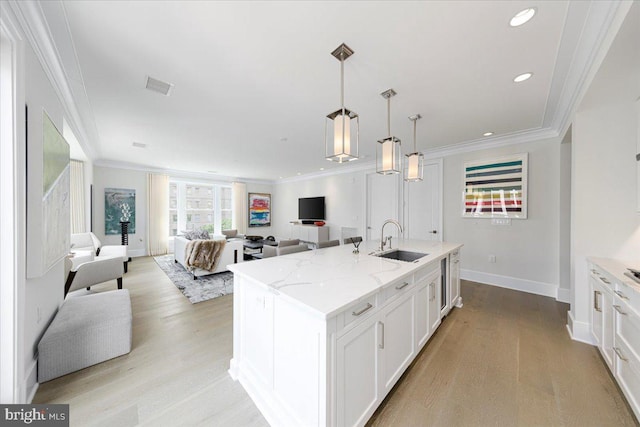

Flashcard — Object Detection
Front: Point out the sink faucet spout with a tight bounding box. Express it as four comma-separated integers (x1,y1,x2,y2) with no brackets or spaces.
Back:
380,219,403,251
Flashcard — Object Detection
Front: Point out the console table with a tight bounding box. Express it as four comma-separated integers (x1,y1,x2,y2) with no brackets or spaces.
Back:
290,224,329,245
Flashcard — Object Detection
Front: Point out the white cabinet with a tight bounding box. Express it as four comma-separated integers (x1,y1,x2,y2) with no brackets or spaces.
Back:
589,266,615,370
380,291,415,394
588,259,640,421
450,249,461,308
429,273,442,334
291,224,329,244
336,312,381,427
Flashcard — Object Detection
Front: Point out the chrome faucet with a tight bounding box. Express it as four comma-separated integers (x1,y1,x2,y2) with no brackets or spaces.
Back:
380,219,403,251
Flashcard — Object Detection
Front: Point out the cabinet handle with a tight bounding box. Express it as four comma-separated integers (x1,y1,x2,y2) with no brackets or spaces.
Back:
614,290,629,300
453,259,460,264
429,282,435,301
614,347,629,362
352,303,373,317
379,321,385,349
614,305,628,315
594,290,601,312
591,269,598,275
599,276,611,285
395,282,410,290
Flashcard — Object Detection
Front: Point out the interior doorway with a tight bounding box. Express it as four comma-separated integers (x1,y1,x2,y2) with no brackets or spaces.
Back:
404,159,443,241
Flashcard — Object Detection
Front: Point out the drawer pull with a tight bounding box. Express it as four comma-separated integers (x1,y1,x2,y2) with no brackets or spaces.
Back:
614,305,628,315
591,269,599,275
614,347,629,362
614,290,629,300
395,282,410,290
352,303,373,317
453,259,460,264
599,276,611,285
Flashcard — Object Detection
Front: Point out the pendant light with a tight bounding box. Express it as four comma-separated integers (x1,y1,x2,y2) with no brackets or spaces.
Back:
376,89,401,175
404,114,424,182
325,43,359,163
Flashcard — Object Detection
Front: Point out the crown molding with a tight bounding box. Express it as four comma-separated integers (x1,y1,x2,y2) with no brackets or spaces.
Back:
93,159,273,186
422,126,560,160
547,0,632,136
8,0,98,160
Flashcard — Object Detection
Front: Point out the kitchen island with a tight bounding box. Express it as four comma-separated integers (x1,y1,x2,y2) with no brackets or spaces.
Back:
228,239,462,427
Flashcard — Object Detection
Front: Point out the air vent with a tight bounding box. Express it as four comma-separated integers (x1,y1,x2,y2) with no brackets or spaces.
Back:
132,142,147,148
145,76,174,96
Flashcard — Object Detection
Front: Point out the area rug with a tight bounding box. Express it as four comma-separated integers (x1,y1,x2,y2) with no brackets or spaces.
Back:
153,254,234,304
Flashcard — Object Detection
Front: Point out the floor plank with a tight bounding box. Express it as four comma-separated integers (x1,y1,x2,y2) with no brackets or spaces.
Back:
34,258,638,426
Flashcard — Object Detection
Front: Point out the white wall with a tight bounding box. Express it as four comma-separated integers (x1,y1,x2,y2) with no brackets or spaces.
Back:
273,170,366,241
570,3,640,342
443,138,563,298
93,166,148,257
21,26,68,401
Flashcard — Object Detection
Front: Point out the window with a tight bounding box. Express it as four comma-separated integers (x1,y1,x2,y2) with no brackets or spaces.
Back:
169,181,233,236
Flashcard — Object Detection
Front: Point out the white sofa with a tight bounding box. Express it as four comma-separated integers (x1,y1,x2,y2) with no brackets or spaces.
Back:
174,236,244,278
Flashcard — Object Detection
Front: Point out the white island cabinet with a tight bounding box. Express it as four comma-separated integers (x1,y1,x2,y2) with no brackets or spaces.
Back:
229,239,462,427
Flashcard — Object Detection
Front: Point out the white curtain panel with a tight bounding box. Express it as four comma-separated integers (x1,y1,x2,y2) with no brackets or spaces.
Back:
70,160,86,233
147,174,169,256
232,181,247,235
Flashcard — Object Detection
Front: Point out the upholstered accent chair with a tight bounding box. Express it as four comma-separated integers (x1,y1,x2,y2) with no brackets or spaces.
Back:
71,232,129,273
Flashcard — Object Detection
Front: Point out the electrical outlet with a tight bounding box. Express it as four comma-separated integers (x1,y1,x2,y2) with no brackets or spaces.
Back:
489,255,496,263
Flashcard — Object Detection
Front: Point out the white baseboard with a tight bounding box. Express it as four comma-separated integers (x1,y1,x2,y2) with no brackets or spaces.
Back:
25,357,38,403
556,287,571,303
566,311,594,345
460,269,559,299
128,249,146,258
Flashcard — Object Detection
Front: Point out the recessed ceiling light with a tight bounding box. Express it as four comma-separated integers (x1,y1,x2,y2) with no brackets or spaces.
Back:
132,142,146,148
510,8,536,27
320,167,325,171
513,72,533,83
279,176,283,179
483,132,494,137
207,170,217,174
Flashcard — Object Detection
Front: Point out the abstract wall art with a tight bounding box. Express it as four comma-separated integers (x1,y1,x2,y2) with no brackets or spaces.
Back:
248,192,271,227
105,188,136,235
462,153,528,219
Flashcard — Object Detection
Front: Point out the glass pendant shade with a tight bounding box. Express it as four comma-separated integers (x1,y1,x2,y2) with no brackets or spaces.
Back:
376,89,401,175
326,108,359,162
404,114,424,182
377,136,401,175
405,152,424,181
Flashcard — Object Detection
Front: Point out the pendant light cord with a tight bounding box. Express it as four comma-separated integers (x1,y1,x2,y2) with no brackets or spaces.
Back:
340,56,344,110
413,119,417,151
387,97,391,136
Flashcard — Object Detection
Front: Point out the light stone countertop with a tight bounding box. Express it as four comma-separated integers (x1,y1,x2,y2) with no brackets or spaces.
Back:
229,239,463,319
588,256,640,292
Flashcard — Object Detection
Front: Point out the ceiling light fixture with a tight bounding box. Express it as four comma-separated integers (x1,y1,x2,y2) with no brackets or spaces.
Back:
376,89,401,175
483,132,494,137
513,72,533,83
405,114,424,182
510,8,536,27
132,142,146,148
325,43,359,163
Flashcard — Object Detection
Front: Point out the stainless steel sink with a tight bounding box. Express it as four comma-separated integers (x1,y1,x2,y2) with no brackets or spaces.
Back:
374,249,428,262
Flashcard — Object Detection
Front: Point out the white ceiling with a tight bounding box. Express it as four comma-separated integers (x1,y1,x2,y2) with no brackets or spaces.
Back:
37,1,617,181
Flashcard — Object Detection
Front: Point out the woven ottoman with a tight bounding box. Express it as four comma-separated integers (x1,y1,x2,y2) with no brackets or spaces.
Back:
38,289,132,382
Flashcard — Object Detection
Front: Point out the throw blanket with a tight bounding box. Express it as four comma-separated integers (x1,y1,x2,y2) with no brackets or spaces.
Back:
184,239,226,272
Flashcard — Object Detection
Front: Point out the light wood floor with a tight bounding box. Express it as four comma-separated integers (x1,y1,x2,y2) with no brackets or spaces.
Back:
34,256,638,426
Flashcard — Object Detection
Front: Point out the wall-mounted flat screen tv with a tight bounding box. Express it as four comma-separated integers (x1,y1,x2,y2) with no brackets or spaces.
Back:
299,196,325,222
